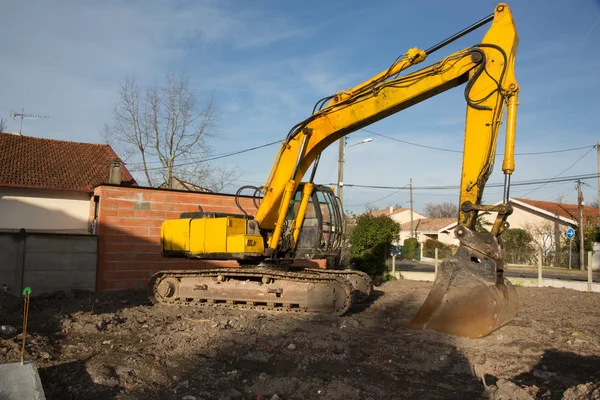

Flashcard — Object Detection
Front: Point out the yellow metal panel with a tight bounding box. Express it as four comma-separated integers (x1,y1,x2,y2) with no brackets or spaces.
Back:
161,219,191,252
227,234,265,253
202,218,228,253
187,216,254,254
225,217,246,235
188,218,207,253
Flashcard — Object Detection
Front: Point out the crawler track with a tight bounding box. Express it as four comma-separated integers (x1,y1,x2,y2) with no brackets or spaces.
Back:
148,268,357,316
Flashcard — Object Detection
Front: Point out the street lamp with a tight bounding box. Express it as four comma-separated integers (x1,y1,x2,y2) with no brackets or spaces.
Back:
337,137,373,205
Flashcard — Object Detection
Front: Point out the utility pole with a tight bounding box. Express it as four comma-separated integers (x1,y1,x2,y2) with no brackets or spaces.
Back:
336,137,372,207
597,141,600,225
337,138,345,205
410,178,414,238
578,179,585,270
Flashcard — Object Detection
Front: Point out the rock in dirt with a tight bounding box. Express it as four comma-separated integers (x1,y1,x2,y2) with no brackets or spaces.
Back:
258,372,269,381
489,379,534,400
270,395,282,400
563,383,600,400
0,325,17,340
287,343,296,351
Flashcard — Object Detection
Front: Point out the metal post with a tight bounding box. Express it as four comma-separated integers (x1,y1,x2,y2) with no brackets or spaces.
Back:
578,180,584,270
569,239,572,270
337,138,344,204
410,178,414,238
392,254,396,274
597,141,600,225
588,251,593,292
537,247,543,288
434,247,439,279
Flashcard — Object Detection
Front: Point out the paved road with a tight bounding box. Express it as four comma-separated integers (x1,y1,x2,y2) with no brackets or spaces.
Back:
395,260,599,282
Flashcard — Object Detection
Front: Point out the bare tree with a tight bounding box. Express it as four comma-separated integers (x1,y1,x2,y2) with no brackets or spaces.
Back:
424,202,458,218
0,117,7,133
103,71,239,190
523,221,555,265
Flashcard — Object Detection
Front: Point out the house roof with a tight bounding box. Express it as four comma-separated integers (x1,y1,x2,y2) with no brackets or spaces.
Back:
159,176,212,193
400,217,456,233
0,134,136,192
513,198,599,224
371,207,410,217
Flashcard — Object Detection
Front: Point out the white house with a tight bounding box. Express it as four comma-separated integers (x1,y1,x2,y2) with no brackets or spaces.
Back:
0,133,136,233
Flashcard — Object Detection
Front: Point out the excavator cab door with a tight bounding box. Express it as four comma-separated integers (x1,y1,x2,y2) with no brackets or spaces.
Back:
289,184,343,261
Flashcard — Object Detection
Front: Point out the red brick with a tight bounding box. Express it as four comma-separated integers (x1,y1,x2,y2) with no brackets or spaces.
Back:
147,192,169,202
101,234,144,244
101,199,117,209
149,227,162,237
106,243,160,254
145,235,161,245
130,219,163,228
153,202,173,211
133,209,151,218
114,199,136,209
112,226,150,236
100,209,118,217
163,211,183,219
96,260,114,272
102,270,154,281
103,253,140,262
135,253,165,262
117,208,135,217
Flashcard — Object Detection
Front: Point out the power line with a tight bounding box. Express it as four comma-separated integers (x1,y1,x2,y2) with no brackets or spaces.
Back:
331,172,600,191
360,128,596,156
128,140,283,172
346,185,408,207
521,146,596,197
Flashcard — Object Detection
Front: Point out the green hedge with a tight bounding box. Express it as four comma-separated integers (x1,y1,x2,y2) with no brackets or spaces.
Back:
349,213,399,278
403,238,419,260
422,239,456,259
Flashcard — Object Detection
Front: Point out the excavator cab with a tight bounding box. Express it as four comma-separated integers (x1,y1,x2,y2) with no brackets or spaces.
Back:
285,184,344,264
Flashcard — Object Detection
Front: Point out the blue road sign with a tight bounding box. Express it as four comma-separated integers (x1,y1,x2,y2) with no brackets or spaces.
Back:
566,227,575,239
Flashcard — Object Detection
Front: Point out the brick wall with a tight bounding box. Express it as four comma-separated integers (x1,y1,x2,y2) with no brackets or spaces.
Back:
93,185,258,291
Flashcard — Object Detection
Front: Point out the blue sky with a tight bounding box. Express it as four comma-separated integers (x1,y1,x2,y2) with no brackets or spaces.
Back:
1,0,599,214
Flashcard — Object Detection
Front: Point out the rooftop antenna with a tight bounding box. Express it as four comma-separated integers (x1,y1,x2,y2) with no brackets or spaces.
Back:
10,108,49,136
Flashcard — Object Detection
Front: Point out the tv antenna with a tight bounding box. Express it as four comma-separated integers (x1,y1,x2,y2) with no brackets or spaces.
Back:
10,108,50,136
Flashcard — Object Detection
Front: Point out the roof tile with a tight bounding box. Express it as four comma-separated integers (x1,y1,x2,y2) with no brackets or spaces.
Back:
513,198,598,223
400,217,456,232
0,134,137,192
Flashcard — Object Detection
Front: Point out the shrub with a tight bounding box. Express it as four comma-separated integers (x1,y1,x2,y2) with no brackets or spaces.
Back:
500,228,537,265
403,237,419,260
349,213,400,278
422,238,455,259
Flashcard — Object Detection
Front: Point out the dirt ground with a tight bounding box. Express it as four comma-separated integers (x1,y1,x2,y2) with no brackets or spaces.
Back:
1,279,599,400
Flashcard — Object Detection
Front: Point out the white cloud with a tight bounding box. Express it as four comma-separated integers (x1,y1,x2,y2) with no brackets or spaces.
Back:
0,0,312,141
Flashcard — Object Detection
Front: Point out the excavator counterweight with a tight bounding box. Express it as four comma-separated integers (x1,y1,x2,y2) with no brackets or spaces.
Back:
150,3,521,339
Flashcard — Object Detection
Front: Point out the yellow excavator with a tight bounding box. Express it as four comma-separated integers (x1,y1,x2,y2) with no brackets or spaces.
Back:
150,3,520,339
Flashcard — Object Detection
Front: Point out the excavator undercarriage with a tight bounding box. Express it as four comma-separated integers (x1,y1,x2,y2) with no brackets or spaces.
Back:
149,267,372,316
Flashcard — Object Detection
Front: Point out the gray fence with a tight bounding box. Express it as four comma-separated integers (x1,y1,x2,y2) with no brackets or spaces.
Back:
0,230,97,296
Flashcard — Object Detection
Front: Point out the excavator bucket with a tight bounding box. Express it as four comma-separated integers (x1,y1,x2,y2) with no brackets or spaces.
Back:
408,228,519,339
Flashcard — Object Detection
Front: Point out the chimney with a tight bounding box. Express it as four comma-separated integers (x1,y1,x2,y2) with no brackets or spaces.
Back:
108,158,122,185
389,205,394,214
